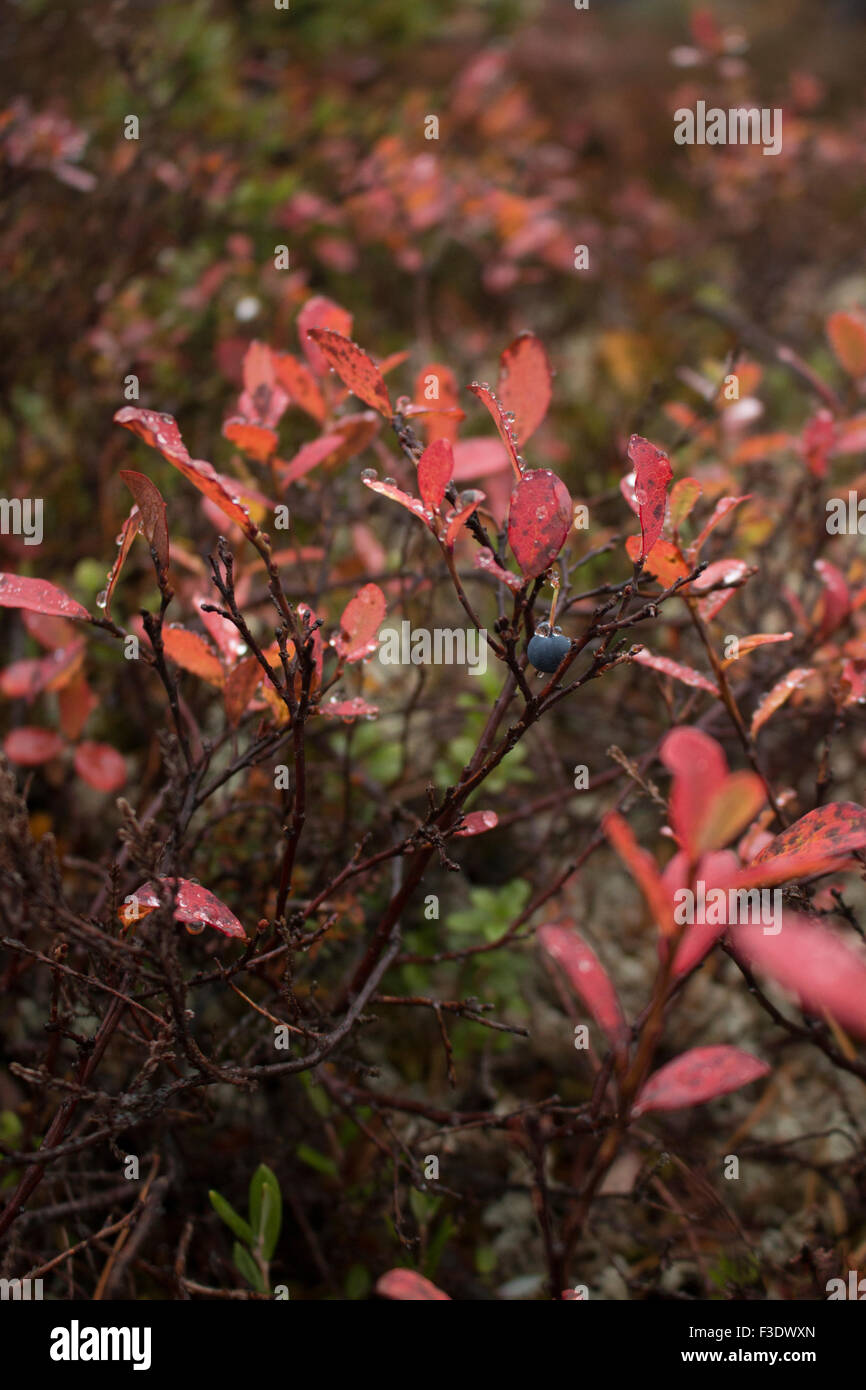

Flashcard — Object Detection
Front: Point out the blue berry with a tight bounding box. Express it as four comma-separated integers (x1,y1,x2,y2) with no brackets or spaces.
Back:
527,624,570,673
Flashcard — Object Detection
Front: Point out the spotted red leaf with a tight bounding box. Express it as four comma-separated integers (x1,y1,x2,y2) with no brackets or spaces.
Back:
633,1045,769,1115
466,381,522,479
161,627,224,686
497,332,552,445
120,878,246,939
114,408,258,539
633,648,718,696
297,296,353,376
119,470,169,572
454,809,498,837
731,915,866,1037
306,329,391,416
3,726,65,765
74,741,126,793
417,438,453,511
740,802,866,886
507,469,572,578
335,583,386,662
0,574,89,621
537,921,626,1045
628,435,673,564
376,1270,450,1301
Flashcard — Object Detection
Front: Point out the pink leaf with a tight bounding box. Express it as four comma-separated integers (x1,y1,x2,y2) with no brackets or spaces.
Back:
633,1045,769,1115
497,332,553,444
603,811,676,936
306,329,391,416
454,809,499,837
3,726,65,765
0,574,89,621
507,469,572,578
276,434,345,488
376,1269,451,1301
750,667,815,738
452,437,511,480
74,741,126,793
335,583,386,662
537,921,626,1045
120,878,246,939
297,296,353,377
661,728,729,858
632,648,718,696
628,435,673,563
731,914,866,1037
319,697,379,721
687,495,751,559
814,558,850,641
417,438,453,511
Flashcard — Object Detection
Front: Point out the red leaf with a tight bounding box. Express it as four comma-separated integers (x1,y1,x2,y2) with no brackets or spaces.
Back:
161,627,225,686
417,438,453,511
750,667,815,738
276,434,345,488
633,648,718,696
195,597,246,666
454,809,499,837
306,329,391,416
119,470,169,571
362,474,431,523
497,332,553,445
827,310,866,378
335,583,386,662
121,878,246,939
625,536,688,588
224,654,263,727
687,495,750,559
537,921,626,1045
0,574,89,621
273,352,326,423
731,915,866,1037
114,408,259,539
297,296,353,376
814,558,850,641
507,470,572,578
721,632,793,668
59,673,98,740
661,728,729,858
603,811,676,936
473,548,522,591
222,418,279,462
376,1270,450,1301
101,509,141,617
444,489,485,549
627,435,673,563
466,381,522,479
239,340,287,427
325,413,381,465
74,741,126,793
3,726,65,765
633,1045,769,1115
693,558,750,621
23,611,77,649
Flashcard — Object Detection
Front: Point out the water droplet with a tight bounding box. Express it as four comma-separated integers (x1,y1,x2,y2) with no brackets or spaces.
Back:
361,467,377,480
383,477,396,486
185,921,205,935
535,507,549,521
96,590,108,609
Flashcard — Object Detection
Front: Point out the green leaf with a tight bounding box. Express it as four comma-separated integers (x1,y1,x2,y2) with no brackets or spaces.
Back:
233,1240,266,1293
249,1163,282,1261
209,1188,254,1246
345,1264,372,1300
296,1142,338,1177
